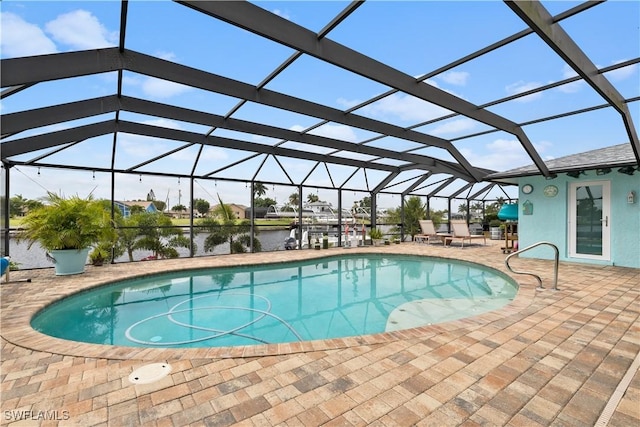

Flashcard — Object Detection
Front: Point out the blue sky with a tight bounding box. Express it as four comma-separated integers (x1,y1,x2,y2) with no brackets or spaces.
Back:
1,1,638,211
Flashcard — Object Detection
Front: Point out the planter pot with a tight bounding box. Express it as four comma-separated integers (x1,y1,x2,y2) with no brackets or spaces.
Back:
490,227,503,240
50,248,90,275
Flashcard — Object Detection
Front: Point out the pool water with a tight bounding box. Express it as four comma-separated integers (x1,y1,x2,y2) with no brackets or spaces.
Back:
32,254,517,348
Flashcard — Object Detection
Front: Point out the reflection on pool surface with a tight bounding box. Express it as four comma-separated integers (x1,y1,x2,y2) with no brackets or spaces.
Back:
32,254,517,348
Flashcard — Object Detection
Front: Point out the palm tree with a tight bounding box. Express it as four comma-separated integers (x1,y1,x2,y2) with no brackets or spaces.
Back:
9,194,28,217
119,212,190,261
197,195,261,254
403,196,426,240
288,192,299,207
253,182,268,199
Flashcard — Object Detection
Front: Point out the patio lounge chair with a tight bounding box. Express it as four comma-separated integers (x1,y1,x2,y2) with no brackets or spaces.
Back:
415,220,441,244
1,257,9,283
0,257,31,284
449,220,486,248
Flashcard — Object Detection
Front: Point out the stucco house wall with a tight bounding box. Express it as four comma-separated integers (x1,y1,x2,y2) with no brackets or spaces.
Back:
486,144,639,268
516,172,639,268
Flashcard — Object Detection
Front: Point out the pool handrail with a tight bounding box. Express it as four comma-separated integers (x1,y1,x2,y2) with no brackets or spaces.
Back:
505,241,559,290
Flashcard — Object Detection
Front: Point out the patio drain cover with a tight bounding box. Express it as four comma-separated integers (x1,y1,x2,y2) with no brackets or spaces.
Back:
128,363,172,385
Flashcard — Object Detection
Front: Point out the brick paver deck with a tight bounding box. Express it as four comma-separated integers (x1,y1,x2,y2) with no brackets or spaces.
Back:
1,241,638,426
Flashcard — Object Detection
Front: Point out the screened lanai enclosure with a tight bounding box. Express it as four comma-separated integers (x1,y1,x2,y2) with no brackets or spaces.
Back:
1,1,639,266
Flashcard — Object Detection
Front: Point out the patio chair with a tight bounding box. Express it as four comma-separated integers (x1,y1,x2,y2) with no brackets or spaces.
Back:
0,257,31,284
415,220,440,244
1,257,9,283
449,220,486,248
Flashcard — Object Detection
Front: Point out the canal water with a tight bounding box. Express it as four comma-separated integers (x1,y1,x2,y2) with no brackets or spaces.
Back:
7,229,293,270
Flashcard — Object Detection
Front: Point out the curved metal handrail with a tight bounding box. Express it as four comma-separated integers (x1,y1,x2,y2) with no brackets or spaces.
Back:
505,241,559,290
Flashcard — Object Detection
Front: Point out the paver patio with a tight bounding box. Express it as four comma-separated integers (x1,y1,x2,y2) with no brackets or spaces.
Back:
1,241,638,426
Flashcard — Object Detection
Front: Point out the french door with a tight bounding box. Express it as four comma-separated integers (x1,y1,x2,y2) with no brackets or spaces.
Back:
568,181,610,260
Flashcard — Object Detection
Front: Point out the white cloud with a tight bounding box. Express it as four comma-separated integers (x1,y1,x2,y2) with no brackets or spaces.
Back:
422,78,441,88
45,10,116,50
460,138,531,171
142,118,183,130
122,75,142,86
438,71,469,86
198,147,229,161
248,134,282,145
271,9,291,20
118,134,174,158
556,64,584,93
534,140,554,161
606,61,638,81
125,73,191,100
156,51,177,62
119,128,228,164
461,138,553,172
133,119,229,161
505,81,543,102
305,124,358,142
20,122,72,139
561,64,578,79
336,97,363,109
429,118,476,136
360,93,451,122
0,12,57,57
558,60,637,94
338,80,467,123
557,80,584,94
171,146,223,162
141,77,192,99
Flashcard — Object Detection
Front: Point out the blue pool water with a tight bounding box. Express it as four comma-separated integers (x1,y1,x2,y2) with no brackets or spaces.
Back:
32,254,517,348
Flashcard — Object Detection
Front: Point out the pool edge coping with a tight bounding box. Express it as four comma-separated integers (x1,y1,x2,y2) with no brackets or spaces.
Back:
0,245,539,361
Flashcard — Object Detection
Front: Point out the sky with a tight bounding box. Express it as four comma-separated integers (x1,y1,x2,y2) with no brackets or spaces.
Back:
1,0,639,212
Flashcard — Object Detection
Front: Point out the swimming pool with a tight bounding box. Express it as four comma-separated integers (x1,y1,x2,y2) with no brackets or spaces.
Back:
31,254,517,348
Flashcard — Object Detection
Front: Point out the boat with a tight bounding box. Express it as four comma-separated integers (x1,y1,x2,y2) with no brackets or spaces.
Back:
268,202,356,227
284,222,368,250
284,228,309,250
265,204,315,219
305,201,355,224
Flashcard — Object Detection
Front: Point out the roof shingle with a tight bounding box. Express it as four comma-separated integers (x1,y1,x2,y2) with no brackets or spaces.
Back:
485,144,638,180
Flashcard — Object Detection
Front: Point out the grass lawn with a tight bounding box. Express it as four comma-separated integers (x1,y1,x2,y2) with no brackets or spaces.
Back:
9,218,24,228
171,218,291,228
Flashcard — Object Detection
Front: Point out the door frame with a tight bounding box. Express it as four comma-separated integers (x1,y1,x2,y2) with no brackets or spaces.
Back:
568,180,611,261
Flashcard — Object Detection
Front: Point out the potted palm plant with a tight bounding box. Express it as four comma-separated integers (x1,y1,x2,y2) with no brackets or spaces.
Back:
89,245,110,266
369,228,384,246
18,192,114,275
